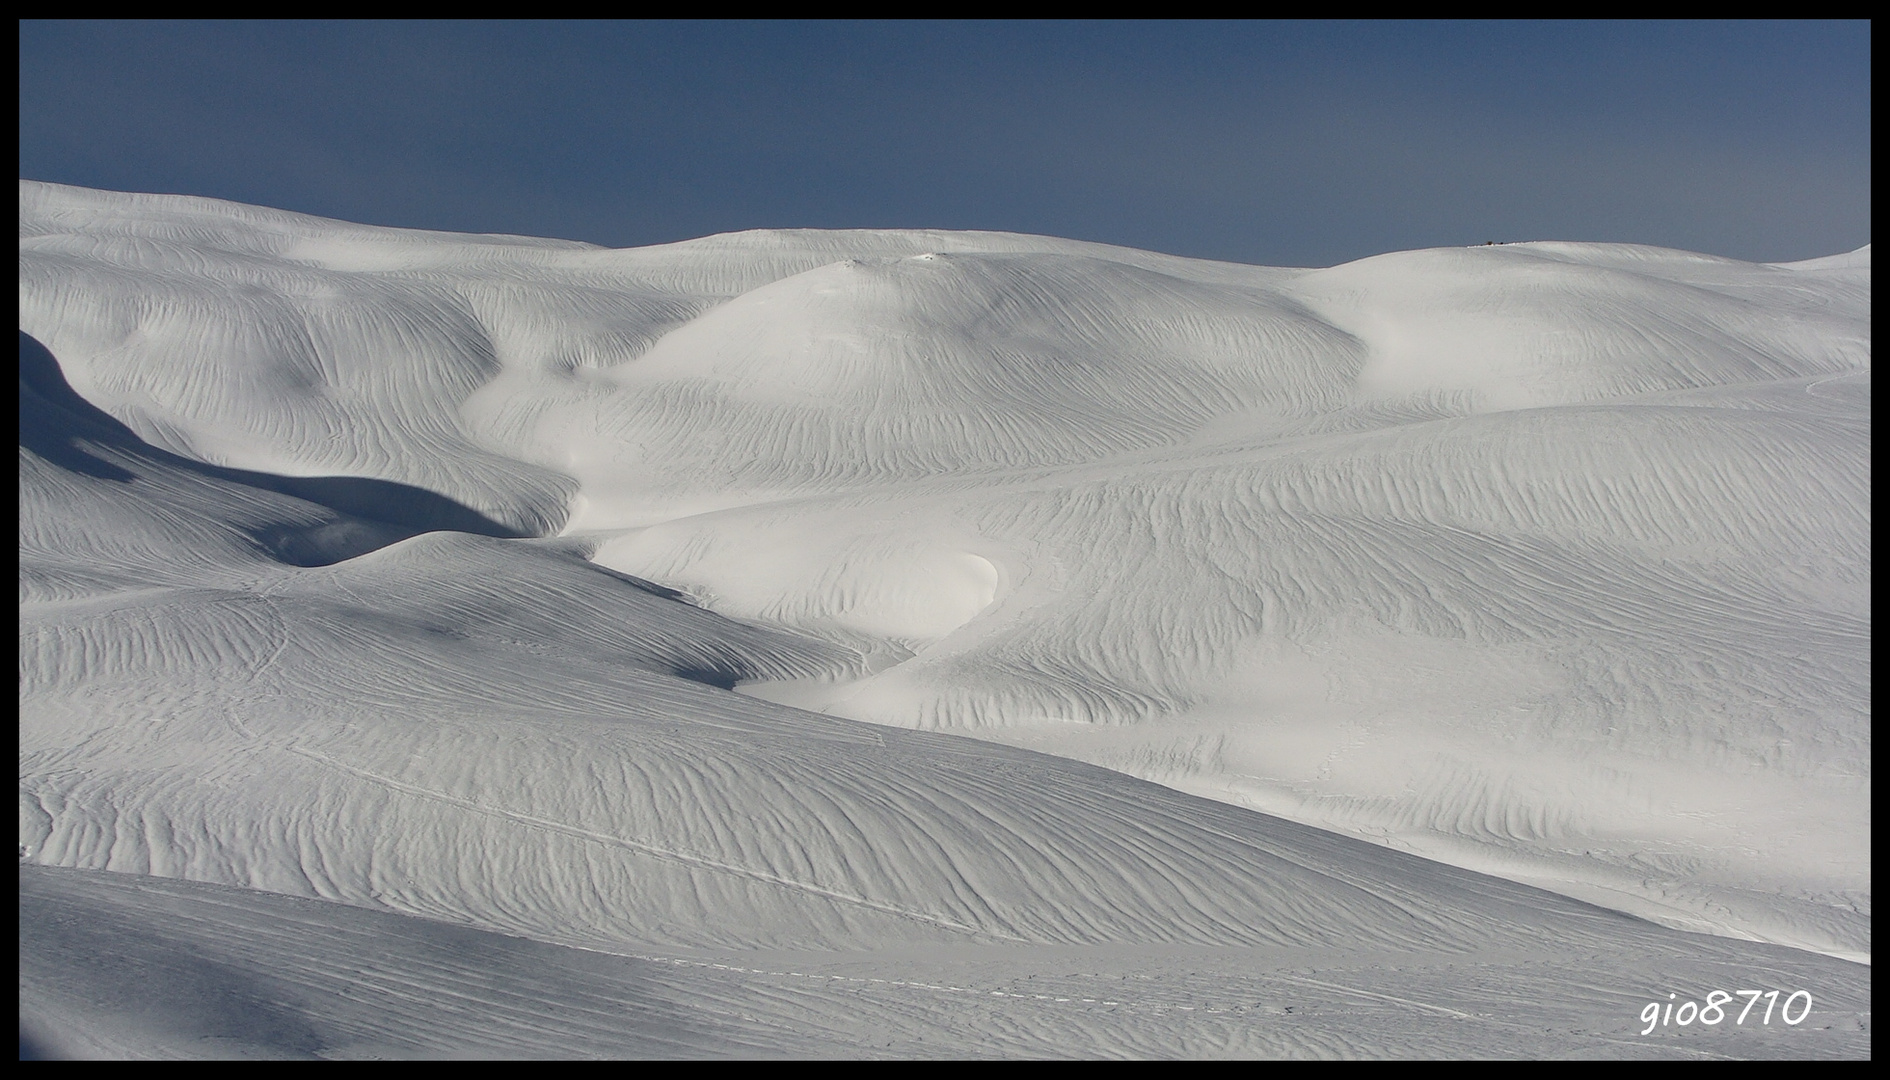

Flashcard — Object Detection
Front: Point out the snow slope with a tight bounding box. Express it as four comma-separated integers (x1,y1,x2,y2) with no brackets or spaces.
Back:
21,863,1870,1059
19,181,1870,1056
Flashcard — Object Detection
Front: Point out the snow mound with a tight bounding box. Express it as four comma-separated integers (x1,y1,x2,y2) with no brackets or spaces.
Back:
19,183,1872,1055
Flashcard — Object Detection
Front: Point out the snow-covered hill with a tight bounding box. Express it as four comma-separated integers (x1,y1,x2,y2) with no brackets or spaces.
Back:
19,181,1870,1057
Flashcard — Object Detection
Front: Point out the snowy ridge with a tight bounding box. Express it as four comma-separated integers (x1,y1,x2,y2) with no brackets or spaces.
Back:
19,181,1870,1056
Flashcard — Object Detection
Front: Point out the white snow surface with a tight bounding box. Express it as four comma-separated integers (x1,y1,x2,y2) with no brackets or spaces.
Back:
19,181,1870,1057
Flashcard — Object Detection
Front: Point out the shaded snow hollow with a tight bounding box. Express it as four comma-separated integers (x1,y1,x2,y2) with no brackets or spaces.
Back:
19,181,1869,1058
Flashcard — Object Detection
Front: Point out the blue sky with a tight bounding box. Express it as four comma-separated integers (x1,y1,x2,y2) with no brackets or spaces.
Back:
18,20,1871,267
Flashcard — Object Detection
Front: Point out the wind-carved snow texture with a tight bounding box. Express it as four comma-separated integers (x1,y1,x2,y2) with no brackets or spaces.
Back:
18,180,1869,1058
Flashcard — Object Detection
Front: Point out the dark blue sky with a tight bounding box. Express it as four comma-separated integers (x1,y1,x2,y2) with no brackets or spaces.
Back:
19,21,1871,267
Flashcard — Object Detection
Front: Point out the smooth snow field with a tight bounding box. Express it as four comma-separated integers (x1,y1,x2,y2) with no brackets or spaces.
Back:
19,181,1869,1059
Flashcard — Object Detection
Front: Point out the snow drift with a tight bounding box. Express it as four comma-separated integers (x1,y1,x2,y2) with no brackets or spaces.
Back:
19,180,1870,1057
